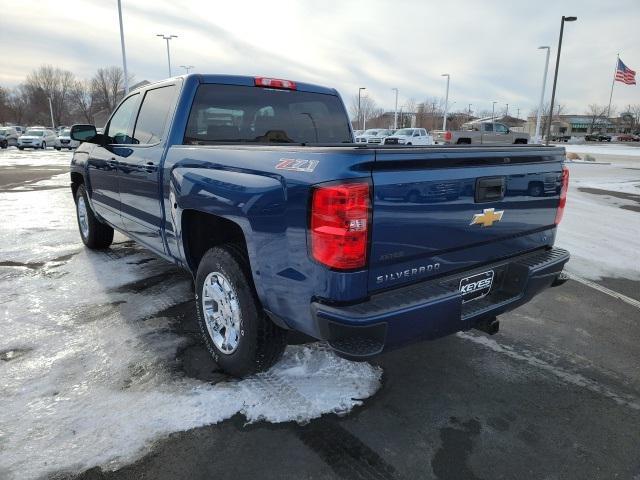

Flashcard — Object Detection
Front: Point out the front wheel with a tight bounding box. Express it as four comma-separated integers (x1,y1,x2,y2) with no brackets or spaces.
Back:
75,184,114,249
41,141,46,149
55,147,61,151
195,245,287,377
0,140,7,149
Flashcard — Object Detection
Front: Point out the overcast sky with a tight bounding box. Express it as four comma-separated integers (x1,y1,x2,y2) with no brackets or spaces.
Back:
1,0,638,117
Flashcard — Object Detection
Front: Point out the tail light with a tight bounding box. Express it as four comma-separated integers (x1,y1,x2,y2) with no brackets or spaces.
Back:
554,166,569,225
254,77,297,90
310,181,371,270
444,131,452,141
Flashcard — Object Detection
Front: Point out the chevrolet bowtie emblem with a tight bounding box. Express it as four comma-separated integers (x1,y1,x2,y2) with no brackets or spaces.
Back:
470,208,504,227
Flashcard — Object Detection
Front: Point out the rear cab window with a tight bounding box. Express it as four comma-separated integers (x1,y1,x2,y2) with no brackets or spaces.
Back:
183,84,352,145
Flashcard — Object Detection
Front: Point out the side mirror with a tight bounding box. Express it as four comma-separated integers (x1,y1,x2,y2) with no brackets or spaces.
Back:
70,124,97,142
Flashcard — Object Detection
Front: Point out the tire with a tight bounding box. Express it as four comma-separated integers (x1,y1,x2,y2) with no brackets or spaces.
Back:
41,141,46,149
406,190,420,203
407,142,412,145
195,245,287,377
75,184,114,249
528,182,544,197
0,140,7,149
18,146,24,150
55,147,61,151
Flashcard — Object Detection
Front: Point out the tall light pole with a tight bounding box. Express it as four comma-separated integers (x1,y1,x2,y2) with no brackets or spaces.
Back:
505,103,509,118
441,74,450,130
156,34,178,77
48,97,55,128
491,101,497,131
117,0,129,94
468,103,472,117
546,15,577,145
358,87,366,130
535,46,551,143
180,65,194,74
391,88,399,129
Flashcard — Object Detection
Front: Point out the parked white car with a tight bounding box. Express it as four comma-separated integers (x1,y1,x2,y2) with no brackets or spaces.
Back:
0,126,21,148
17,128,57,150
383,128,433,145
355,129,393,144
55,128,80,150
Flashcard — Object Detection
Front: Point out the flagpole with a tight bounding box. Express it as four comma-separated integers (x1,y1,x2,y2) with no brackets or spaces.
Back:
606,53,619,121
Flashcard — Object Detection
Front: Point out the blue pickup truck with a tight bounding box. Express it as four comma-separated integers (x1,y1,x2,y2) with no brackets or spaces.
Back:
69,74,570,377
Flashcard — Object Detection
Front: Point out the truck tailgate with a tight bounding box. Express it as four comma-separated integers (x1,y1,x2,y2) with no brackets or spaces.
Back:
369,146,565,292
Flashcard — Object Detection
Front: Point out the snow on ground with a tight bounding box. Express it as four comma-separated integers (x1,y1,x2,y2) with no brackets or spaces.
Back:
0,145,71,167
556,159,640,281
563,143,640,157
0,149,382,480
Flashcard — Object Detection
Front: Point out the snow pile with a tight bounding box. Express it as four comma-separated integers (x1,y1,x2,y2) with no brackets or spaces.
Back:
0,170,382,480
564,144,640,157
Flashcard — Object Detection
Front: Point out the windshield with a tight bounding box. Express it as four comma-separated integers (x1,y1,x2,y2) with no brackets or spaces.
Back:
25,130,44,136
184,84,352,144
0,128,8,135
60,129,71,136
395,129,414,136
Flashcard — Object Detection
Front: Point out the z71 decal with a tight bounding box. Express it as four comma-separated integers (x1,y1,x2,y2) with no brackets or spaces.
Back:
275,158,319,173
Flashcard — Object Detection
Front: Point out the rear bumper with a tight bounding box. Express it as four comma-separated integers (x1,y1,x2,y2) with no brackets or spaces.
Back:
312,247,570,358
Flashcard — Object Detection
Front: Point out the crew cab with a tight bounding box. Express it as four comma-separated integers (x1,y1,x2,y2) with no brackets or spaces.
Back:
433,120,530,145
355,128,393,144
383,128,433,145
69,74,570,377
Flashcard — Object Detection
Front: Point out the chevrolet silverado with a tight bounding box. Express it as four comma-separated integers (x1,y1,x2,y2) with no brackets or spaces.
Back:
69,74,570,377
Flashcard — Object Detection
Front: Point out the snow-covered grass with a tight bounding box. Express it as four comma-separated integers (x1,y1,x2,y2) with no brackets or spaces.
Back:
564,144,640,157
556,161,640,281
0,152,382,480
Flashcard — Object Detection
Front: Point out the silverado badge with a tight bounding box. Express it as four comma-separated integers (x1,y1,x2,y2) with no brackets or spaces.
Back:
470,208,504,227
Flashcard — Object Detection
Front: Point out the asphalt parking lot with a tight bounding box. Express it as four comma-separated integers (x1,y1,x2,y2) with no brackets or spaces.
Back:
1,146,639,480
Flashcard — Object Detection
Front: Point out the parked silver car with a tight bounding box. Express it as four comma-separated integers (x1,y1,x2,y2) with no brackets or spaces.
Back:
17,128,58,149
55,128,80,150
0,126,20,148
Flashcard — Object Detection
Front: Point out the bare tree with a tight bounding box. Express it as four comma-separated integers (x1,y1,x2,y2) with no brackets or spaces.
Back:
0,86,10,124
24,65,76,125
585,104,608,133
349,93,378,129
91,66,128,114
69,80,96,124
415,97,445,131
530,102,565,139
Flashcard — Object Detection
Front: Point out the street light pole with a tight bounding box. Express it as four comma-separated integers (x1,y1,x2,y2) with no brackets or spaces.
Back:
358,87,366,130
48,97,55,128
180,65,194,74
491,101,497,131
545,15,577,145
505,103,509,118
468,103,472,117
535,46,550,143
117,0,129,94
391,88,399,129
156,34,178,77
441,73,450,130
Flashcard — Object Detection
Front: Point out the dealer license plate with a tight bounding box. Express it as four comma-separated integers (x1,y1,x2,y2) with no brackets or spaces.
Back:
459,270,494,303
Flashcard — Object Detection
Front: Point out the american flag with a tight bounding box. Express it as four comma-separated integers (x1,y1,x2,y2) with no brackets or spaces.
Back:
615,58,636,85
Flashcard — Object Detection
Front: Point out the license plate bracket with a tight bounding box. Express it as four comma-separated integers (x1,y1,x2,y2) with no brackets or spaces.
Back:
459,270,494,303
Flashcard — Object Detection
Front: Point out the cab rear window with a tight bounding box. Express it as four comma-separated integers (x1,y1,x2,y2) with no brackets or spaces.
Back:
183,84,352,144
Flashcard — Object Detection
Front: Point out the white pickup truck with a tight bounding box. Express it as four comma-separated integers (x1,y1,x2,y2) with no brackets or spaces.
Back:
433,120,529,145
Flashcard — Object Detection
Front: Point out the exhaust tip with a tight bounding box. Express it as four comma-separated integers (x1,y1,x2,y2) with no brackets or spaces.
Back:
474,317,500,335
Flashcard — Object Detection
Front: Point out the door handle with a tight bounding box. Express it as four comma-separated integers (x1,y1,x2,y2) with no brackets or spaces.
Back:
144,161,157,173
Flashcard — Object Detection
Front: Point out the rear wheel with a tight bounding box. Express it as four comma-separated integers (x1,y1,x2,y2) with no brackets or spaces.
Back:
195,245,287,377
0,140,7,149
41,141,46,149
528,182,544,197
75,184,114,249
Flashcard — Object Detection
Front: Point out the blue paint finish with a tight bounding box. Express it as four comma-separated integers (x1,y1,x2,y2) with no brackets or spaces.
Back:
70,74,570,355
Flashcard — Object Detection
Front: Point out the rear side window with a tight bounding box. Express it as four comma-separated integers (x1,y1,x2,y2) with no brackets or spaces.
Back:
133,85,178,144
106,93,140,144
183,84,352,144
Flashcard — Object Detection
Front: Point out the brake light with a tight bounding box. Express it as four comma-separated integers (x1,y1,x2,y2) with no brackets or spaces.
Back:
254,77,297,90
555,166,569,225
444,131,452,141
310,182,371,270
